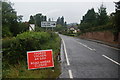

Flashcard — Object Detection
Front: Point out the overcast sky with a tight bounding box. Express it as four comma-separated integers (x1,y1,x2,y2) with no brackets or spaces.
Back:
9,0,119,24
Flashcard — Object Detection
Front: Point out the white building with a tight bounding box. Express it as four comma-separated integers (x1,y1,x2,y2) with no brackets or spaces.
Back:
29,24,35,31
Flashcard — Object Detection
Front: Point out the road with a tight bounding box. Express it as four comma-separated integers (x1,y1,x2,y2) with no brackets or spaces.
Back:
59,34,120,79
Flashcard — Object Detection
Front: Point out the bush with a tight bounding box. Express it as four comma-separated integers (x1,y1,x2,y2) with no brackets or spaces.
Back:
35,26,45,32
2,26,13,37
79,22,114,34
2,31,60,65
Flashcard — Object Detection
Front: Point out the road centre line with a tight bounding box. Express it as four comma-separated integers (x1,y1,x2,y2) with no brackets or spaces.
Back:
76,41,96,51
68,70,73,79
62,39,70,66
102,55,120,66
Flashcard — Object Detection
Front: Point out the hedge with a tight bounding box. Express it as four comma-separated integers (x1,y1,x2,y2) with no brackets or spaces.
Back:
2,31,61,65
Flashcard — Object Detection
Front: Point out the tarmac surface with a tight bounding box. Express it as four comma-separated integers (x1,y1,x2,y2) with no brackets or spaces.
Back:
59,34,120,79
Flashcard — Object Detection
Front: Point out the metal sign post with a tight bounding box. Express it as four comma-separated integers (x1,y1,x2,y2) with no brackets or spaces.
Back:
46,27,47,31
52,27,53,31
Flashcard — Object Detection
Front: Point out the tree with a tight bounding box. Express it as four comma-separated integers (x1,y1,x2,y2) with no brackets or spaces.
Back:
54,24,67,32
2,2,17,25
34,13,42,27
29,13,47,27
2,1,18,36
17,22,29,33
113,1,120,41
79,8,98,32
55,16,67,32
42,16,47,21
2,1,29,37
56,17,61,25
114,1,120,32
115,1,120,11
81,8,97,26
64,21,67,27
97,4,109,25
61,16,64,26
56,16,66,26
48,18,51,21
17,15,23,22
29,15,35,24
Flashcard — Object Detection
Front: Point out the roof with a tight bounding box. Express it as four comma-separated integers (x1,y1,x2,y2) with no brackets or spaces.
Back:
67,26,78,29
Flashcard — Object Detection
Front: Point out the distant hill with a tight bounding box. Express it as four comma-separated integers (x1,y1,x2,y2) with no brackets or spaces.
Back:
67,23,78,26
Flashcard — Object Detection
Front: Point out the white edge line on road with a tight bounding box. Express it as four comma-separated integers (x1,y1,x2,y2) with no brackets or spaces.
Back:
102,55,120,66
68,70,73,79
62,39,70,66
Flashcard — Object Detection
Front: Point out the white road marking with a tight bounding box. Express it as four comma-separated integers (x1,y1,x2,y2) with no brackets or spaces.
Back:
68,70,73,79
78,42,96,51
102,55,120,66
62,39,70,66
92,49,96,51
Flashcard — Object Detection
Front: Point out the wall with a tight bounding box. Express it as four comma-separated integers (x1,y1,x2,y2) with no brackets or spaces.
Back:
80,31,120,44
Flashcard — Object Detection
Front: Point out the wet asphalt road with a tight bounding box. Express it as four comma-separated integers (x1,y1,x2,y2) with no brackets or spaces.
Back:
59,34,120,79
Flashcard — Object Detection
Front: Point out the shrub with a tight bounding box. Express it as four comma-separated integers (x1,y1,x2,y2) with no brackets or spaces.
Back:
2,26,13,37
2,31,60,65
79,22,114,34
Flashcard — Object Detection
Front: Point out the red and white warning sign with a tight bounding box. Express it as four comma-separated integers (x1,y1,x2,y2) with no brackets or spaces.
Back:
27,49,54,70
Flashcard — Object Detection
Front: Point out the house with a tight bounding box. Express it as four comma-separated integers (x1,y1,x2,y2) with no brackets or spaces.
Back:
67,26,79,33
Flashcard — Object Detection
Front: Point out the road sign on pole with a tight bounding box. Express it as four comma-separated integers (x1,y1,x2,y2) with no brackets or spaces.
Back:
41,21,56,27
27,50,54,70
